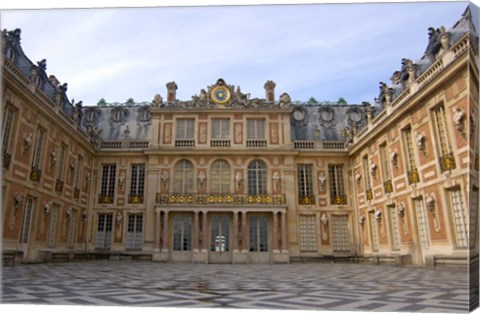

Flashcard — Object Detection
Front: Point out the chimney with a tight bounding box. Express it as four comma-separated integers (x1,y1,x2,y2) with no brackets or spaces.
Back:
264,80,276,102
166,81,178,103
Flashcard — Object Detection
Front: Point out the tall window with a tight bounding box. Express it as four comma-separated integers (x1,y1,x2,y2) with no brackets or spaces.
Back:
432,104,456,172
248,160,267,195
362,156,372,200
31,127,46,170
369,211,379,251
175,118,195,147
249,216,268,252
100,164,116,203
389,206,401,250
96,213,113,249
246,118,266,147
211,118,230,139
328,164,346,205
331,215,350,252
297,164,314,205
380,143,393,193
403,127,419,184
55,144,67,192
126,214,143,250
67,210,76,248
210,160,231,193
449,188,468,248
19,197,34,244
470,187,479,249
299,214,317,252
2,106,14,154
173,160,194,194
173,214,192,251
47,205,58,248
129,164,145,203
74,156,83,198
247,119,265,139
414,198,429,249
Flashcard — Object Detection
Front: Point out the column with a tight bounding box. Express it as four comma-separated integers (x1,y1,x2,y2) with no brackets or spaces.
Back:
202,210,208,252
162,210,169,251
281,210,288,252
193,211,199,252
273,211,279,253
233,211,239,252
154,208,161,251
241,211,247,252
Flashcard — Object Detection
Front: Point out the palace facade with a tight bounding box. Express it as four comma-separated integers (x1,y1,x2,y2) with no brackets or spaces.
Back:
2,7,478,267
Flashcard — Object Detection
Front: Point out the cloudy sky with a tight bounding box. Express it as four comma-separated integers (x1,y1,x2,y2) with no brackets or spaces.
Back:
0,1,476,106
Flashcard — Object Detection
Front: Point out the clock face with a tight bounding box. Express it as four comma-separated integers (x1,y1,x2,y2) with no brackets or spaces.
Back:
211,86,231,104
293,109,305,121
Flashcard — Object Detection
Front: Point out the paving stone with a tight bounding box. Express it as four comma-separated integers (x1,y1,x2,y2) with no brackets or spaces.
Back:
1,261,470,312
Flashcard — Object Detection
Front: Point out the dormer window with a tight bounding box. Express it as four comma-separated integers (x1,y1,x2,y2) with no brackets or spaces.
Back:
35,75,44,89
112,107,125,122
138,107,151,122
85,109,98,123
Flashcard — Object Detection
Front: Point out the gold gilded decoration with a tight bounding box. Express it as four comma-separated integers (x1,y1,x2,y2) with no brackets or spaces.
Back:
30,167,42,182
211,86,231,105
439,153,456,172
331,194,347,205
407,168,420,185
366,189,373,201
156,193,286,205
383,180,393,194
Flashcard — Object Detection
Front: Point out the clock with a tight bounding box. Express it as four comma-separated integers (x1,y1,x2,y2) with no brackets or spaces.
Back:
293,109,305,121
211,86,231,104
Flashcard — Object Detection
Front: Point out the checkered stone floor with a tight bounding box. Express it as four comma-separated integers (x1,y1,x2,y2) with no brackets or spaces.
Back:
1,261,471,312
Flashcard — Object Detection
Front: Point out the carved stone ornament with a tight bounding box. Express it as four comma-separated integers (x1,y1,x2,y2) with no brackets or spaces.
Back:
453,107,465,135
358,214,366,225
13,192,23,211
119,172,126,191
44,201,52,216
152,94,163,107
398,202,405,216
370,161,377,177
235,171,243,191
50,148,57,167
272,172,281,192
65,206,73,218
82,210,88,221
391,150,398,167
426,194,436,212
116,212,123,223
416,133,426,151
354,170,362,185
375,208,382,221
23,132,33,151
318,173,326,191
320,213,329,225
279,93,291,108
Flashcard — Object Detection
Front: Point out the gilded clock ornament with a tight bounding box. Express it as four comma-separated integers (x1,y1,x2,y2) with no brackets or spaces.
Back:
211,86,231,105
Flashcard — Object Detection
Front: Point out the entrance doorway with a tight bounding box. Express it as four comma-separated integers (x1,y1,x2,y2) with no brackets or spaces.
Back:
209,214,231,263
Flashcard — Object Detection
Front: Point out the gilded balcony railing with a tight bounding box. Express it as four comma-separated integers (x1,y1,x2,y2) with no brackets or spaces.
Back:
439,152,456,173
156,193,286,206
383,180,393,194
407,168,420,185
74,187,80,199
2,152,11,169
128,194,144,204
298,195,315,205
366,188,373,201
55,179,64,193
30,167,42,182
331,194,347,205
98,194,114,204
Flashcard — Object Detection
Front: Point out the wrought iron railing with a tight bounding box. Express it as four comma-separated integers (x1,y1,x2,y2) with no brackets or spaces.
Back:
98,194,114,204
383,180,393,194
330,194,347,205
55,179,64,193
128,194,144,204
439,152,456,173
156,193,286,205
30,167,42,182
366,188,373,201
298,194,315,205
407,168,420,185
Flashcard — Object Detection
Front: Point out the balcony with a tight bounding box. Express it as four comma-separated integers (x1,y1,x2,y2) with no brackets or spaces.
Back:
246,139,267,148
175,139,195,148
292,141,346,151
2,152,11,169
331,194,347,205
30,167,41,183
128,194,144,204
55,179,64,193
383,180,393,194
407,168,420,185
366,189,373,201
439,152,456,173
156,193,286,206
210,140,231,147
74,188,80,199
98,194,114,204
298,195,315,205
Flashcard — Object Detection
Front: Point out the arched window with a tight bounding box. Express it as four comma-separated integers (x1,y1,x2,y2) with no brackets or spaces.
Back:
210,160,230,193
248,159,267,195
173,159,194,193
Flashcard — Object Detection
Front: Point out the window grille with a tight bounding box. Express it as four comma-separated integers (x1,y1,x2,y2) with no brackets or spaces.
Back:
297,164,314,205
129,164,145,200
249,216,269,252
390,206,401,250
328,164,346,205
173,214,192,251
299,214,317,252
19,197,34,244
450,188,468,248
210,160,231,193
173,160,194,194
2,106,14,154
96,213,113,249
414,198,430,248
126,214,143,249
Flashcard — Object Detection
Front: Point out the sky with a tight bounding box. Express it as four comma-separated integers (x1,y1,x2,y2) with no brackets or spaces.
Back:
0,0,477,107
